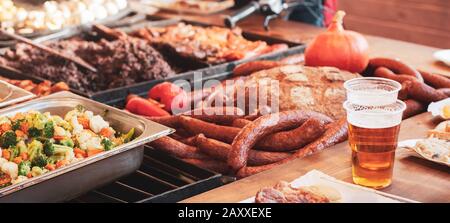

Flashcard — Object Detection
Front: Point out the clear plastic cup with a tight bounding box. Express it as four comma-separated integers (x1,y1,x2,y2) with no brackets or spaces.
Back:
344,77,402,106
343,100,406,189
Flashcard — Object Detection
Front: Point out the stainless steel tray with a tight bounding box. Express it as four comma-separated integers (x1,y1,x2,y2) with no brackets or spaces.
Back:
0,80,35,108
0,91,174,202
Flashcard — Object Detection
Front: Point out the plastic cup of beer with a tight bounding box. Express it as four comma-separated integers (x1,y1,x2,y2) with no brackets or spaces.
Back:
344,77,402,106
343,100,406,189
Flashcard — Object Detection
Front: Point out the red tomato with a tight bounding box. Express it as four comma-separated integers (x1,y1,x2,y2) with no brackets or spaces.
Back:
148,82,188,112
125,97,170,117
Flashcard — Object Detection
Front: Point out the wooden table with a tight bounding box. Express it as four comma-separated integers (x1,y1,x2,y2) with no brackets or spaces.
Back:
183,113,450,203
153,11,450,202
155,11,450,77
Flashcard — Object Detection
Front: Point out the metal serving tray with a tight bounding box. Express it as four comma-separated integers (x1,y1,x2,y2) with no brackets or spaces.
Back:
0,91,173,203
0,80,36,108
0,7,133,49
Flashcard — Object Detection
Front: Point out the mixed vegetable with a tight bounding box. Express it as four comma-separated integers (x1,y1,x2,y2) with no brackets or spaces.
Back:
0,105,134,188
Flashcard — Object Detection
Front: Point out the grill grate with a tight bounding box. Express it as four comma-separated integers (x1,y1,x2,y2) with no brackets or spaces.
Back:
72,145,229,203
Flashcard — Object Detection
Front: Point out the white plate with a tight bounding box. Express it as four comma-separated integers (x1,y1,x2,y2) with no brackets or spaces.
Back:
433,49,450,66
427,98,450,120
398,139,450,167
240,170,418,203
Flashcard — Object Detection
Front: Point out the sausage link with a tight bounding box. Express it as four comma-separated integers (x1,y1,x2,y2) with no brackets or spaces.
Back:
236,118,348,178
256,118,328,152
196,134,291,166
178,116,240,143
402,99,426,119
231,118,252,128
374,67,419,83
369,57,423,82
233,61,281,77
228,110,333,171
437,88,450,97
149,136,208,159
178,135,198,146
419,70,450,89
181,106,244,124
147,116,180,128
404,81,447,103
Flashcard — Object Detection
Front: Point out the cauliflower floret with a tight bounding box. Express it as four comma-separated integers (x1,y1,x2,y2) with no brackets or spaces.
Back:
64,110,80,122
70,116,83,135
65,149,75,162
1,161,18,180
0,116,11,125
54,126,72,138
84,111,94,119
12,175,28,184
77,130,102,150
0,157,8,167
89,115,109,133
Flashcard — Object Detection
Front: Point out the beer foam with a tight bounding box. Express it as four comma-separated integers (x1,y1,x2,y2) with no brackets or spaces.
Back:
344,101,406,129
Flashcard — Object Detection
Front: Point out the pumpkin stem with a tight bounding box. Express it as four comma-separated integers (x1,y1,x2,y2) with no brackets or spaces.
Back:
328,10,346,32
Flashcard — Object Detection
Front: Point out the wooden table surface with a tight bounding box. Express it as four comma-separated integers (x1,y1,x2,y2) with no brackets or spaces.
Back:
183,112,450,203
153,11,450,203
156,11,450,77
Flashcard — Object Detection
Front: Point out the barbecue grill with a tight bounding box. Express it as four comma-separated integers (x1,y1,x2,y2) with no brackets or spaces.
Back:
72,146,230,203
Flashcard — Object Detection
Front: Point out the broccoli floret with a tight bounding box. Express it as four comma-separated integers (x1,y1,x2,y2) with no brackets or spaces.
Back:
119,128,135,144
11,119,24,131
17,140,27,154
75,104,86,113
8,146,19,161
53,144,72,155
31,154,47,168
28,140,43,161
18,161,31,176
59,138,74,148
28,127,41,138
43,139,55,156
43,121,54,138
31,166,44,177
101,138,114,151
0,131,17,148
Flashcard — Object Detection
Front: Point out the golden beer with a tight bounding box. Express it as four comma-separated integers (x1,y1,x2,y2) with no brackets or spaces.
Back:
343,98,406,189
348,123,400,189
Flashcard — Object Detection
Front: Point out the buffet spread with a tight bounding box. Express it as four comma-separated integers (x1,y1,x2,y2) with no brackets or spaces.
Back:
0,4,448,203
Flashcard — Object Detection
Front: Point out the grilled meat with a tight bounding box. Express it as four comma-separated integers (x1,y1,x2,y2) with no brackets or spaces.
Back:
0,37,174,93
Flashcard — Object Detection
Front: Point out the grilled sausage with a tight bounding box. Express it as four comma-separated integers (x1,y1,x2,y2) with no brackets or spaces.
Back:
231,118,253,128
437,88,450,97
236,118,348,178
149,136,207,159
374,67,419,83
147,116,180,128
369,57,423,82
402,99,426,119
233,61,281,77
181,106,244,124
228,110,333,171
419,70,450,89
255,118,328,152
178,116,240,143
196,134,291,166
403,81,447,103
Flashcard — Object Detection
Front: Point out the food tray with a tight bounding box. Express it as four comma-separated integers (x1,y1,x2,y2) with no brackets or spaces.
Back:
0,80,35,108
146,0,235,15
0,91,174,203
0,16,305,107
0,7,133,48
